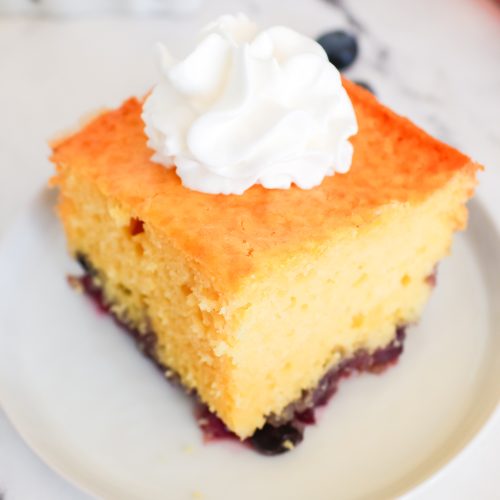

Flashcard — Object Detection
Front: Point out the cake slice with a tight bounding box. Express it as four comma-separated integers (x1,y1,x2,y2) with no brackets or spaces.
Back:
51,80,479,451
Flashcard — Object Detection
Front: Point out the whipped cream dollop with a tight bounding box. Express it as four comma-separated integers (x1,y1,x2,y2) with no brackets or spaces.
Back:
142,14,358,195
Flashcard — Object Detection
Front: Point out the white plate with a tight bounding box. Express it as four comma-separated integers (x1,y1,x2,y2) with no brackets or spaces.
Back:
0,189,499,500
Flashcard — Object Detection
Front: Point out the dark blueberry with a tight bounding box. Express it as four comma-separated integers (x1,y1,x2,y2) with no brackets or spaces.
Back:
316,30,358,71
312,370,341,406
138,332,159,358
78,274,108,313
195,404,236,441
371,344,403,372
295,408,316,425
75,252,92,273
395,326,407,344
343,350,372,373
250,423,303,455
353,80,375,95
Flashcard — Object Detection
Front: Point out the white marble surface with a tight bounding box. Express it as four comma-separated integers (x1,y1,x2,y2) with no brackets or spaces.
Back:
0,0,499,498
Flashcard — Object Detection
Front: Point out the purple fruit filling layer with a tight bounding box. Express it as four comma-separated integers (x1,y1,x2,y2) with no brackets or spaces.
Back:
71,253,415,455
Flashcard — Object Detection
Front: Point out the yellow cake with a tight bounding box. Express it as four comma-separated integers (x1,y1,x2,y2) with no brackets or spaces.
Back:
50,79,479,448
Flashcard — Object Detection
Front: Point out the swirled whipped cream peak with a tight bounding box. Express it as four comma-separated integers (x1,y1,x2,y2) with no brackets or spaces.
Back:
142,14,358,195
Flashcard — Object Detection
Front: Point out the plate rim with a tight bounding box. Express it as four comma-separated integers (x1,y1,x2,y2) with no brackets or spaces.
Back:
1,188,499,500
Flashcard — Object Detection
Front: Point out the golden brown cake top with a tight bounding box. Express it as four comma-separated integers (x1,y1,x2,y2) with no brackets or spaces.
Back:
51,80,479,291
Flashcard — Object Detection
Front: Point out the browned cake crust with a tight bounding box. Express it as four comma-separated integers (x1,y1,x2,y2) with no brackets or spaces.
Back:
51,80,480,293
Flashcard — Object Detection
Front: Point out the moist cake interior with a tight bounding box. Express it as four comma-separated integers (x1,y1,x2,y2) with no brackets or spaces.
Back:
75,263,409,455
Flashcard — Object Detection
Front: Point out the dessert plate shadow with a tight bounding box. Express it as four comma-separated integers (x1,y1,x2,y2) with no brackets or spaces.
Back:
0,189,499,500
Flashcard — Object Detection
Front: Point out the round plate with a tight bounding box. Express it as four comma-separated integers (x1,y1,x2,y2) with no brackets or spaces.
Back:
0,190,499,500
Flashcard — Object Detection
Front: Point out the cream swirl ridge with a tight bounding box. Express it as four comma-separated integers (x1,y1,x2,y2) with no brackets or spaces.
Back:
142,14,358,195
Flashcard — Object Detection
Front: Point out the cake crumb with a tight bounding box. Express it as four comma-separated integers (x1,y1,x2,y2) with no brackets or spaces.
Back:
183,444,194,455
67,275,83,292
213,340,228,357
282,439,295,450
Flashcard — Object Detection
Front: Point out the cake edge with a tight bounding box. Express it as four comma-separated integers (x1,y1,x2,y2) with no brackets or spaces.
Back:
70,253,415,455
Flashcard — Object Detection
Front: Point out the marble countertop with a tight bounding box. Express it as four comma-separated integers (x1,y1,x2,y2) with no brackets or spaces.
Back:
0,0,499,498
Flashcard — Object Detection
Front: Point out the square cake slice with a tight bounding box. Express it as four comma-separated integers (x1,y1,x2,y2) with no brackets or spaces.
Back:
51,80,479,443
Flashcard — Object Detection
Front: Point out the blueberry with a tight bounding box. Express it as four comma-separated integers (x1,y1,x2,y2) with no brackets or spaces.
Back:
250,423,303,455
316,30,358,71
353,80,375,95
76,252,94,274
